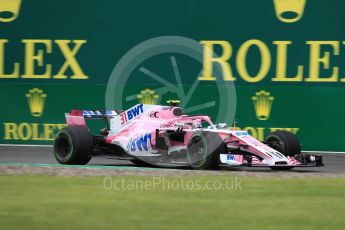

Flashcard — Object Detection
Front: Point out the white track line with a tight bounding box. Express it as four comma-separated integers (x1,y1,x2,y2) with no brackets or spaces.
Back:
302,151,345,154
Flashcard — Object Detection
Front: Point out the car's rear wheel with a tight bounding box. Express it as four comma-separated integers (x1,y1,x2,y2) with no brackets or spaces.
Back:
187,132,224,170
54,126,93,165
265,130,301,170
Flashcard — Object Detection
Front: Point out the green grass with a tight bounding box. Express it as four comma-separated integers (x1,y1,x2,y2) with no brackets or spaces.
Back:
0,175,345,230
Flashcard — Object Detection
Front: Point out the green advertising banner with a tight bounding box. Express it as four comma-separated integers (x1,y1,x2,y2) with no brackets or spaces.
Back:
1,0,345,151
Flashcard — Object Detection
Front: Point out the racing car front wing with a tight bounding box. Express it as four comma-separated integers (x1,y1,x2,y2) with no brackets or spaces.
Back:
221,145,324,168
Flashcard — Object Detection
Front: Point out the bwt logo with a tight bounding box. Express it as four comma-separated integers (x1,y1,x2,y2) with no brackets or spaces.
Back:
235,131,249,137
128,133,152,152
120,104,144,125
227,154,235,161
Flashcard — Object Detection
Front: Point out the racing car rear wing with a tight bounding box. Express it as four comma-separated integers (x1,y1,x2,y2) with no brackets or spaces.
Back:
72,110,120,118
65,110,120,127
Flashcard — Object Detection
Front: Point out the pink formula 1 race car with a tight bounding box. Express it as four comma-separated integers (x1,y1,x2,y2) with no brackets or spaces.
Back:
53,103,323,170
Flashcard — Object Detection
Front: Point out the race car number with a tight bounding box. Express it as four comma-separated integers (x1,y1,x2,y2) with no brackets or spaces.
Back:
120,112,128,125
120,104,144,125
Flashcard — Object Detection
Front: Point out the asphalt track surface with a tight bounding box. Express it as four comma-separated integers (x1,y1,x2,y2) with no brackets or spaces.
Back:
0,145,344,174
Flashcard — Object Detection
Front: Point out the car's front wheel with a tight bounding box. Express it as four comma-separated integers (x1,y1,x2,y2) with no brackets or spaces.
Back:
265,130,301,156
265,130,301,170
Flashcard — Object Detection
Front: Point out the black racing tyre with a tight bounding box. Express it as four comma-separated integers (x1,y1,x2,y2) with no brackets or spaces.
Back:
266,130,301,171
54,126,93,165
265,130,301,157
187,132,225,170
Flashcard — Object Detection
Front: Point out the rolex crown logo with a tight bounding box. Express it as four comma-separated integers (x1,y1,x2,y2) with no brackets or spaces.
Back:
273,0,307,23
0,0,22,22
137,89,159,105
26,88,47,117
252,90,274,121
